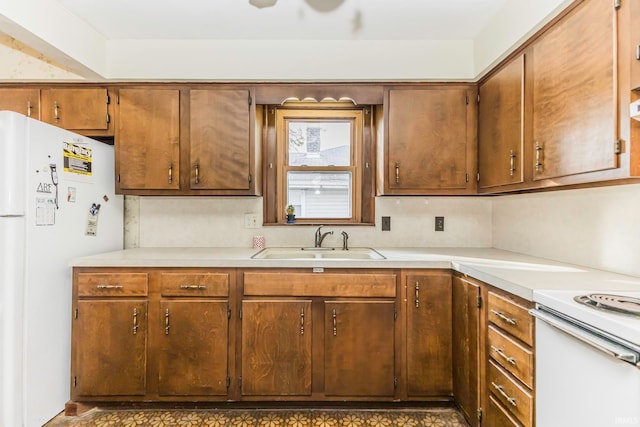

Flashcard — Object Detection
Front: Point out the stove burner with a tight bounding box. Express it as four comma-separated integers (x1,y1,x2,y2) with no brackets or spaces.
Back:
574,294,640,317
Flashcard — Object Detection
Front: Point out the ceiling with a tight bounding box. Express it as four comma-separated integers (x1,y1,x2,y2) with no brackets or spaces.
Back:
55,0,508,41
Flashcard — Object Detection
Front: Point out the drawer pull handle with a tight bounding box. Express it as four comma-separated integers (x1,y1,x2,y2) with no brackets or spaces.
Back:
194,162,200,185
27,101,32,117
168,163,173,184
491,309,517,326
332,308,337,336
132,308,139,335
180,284,207,290
535,142,544,172
53,101,60,122
509,150,516,177
300,307,305,335
165,308,170,335
491,381,517,407
415,282,420,308
97,284,123,289
491,345,516,365
395,162,400,184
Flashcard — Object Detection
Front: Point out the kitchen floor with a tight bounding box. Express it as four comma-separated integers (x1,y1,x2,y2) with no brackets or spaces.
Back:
45,407,470,426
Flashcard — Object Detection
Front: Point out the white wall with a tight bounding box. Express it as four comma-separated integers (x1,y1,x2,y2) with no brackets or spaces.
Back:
127,196,492,249
492,184,640,278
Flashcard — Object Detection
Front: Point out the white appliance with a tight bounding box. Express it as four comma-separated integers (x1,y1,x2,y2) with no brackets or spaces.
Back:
0,111,123,427
532,289,640,427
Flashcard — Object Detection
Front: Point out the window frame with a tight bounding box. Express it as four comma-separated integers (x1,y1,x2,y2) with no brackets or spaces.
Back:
276,108,363,224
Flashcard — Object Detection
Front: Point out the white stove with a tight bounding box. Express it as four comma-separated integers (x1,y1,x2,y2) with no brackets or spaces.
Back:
534,289,640,346
532,289,640,427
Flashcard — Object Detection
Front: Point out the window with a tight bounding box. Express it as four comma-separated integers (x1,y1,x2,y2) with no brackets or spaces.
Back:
263,105,374,224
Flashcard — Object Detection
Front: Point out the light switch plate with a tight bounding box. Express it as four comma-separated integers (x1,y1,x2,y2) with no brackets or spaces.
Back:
244,213,260,228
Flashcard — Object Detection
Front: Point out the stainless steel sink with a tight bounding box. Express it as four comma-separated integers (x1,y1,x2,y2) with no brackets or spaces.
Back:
251,247,386,260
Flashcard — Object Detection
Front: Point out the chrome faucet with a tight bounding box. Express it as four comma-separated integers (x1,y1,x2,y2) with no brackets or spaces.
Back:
314,225,333,248
341,231,349,251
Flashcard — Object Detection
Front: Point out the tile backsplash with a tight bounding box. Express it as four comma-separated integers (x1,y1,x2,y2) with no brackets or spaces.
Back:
127,196,492,249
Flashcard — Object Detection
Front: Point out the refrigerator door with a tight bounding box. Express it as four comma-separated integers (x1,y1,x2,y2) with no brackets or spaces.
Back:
0,111,27,216
18,117,122,427
0,217,26,427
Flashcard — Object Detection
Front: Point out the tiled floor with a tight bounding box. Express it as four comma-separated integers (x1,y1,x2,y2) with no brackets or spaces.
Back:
45,407,470,426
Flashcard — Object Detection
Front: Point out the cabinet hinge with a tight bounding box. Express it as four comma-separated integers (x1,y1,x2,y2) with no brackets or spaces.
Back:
465,173,469,183
477,295,482,308
106,94,111,105
394,376,398,389
465,95,469,105
239,308,242,319
394,308,397,321
477,93,480,103
248,94,252,106
476,173,480,182
117,174,121,183
248,174,252,184
614,0,621,9
227,307,232,320
477,408,482,422
226,376,231,389
614,139,623,154
74,376,77,388
238,376,242,389
75,308,78,319
116,94,120,105
106,113,111,124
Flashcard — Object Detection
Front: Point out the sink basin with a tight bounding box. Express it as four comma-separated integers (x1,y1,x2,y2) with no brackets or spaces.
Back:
251,247,386,260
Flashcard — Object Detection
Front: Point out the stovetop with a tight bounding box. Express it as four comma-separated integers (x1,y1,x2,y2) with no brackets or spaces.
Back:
534,289,640,345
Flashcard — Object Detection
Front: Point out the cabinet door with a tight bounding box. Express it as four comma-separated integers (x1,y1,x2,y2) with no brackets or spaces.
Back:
478,55,525,189
452,276,480,427
190,89,252,190
73,300,147,396
406,273,452,396
0,88,39,118
386,87,472,193
41,88,110,131
241,300,312,396
532,0,617,180
632,0,640,90
158,300,229,396
116,88,180,190
324,300,395,397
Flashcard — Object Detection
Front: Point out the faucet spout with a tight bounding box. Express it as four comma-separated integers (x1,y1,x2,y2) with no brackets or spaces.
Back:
314,226,333,248
341,231,349,251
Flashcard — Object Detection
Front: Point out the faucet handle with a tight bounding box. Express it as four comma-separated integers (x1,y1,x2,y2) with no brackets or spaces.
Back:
341,231,349,251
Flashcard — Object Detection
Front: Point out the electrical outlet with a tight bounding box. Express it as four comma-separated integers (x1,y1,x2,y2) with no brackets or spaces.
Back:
435,216,445,231
381,216,391,231
244,213,260,229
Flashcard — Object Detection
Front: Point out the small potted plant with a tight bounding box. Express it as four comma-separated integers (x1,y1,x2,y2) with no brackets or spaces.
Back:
286,205,296,223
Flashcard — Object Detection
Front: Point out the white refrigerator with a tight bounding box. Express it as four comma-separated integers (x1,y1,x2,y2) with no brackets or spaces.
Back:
0,111,123,427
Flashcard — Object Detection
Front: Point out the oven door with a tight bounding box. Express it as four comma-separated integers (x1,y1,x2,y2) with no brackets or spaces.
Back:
532,307,640,427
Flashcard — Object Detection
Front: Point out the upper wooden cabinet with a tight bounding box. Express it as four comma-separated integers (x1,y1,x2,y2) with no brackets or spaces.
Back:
478,55,525,190
0,88,40,118
190,89,253,191
116,88,181,191
115,86,259,195
531,0,617,181
41,88,113,136
633,0,640,90
381,86,477,195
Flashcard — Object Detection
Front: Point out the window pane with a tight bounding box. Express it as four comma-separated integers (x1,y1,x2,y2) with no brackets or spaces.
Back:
288,122,351,166
287,171,352,218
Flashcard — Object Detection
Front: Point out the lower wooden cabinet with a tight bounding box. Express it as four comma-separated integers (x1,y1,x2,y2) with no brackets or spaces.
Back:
241,270,397,400
71,268,233,401
241,299,312,396
324,301,395,397
406,272,453,397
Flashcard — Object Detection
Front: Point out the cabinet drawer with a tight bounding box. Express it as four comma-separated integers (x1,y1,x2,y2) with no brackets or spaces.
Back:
488,292,534,346
488,360,533,427
77,273,148,297
486,395,523,427
488,325,534,389
160,272,229,297
244,272,396,297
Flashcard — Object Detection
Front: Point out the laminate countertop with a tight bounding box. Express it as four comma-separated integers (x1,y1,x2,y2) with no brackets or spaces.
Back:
69,247,640,301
